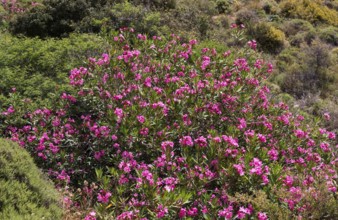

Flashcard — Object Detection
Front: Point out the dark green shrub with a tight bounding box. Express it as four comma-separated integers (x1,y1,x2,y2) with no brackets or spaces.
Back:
250,23,286,53
110,1,144,29
0,139,62,219
9,5,52,38
262,3,272,14
303,30,317,44
10,0,90,38
215,0,232,14
319,26,338,46
132,0,176,10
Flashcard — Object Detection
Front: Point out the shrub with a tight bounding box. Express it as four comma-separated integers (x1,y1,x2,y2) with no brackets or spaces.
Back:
0,33,108,103
250,23,286,53
1,29,337,219
260,0,280,15
289,30,316,46
319,26,338,46
132,0,176,10
215,0,233,14
0,139,62,219
279,40,333,98
281,19,314,36
235,8,260,26
280,0,338,26
159,0,217,40
10,0,90,38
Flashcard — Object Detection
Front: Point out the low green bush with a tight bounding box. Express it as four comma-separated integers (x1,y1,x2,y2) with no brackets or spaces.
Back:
281,19,314,36
215,0,233,14
0,33,108,104
250,23,286,53
319,26,338,46
0,139,62,219
279,41,333,98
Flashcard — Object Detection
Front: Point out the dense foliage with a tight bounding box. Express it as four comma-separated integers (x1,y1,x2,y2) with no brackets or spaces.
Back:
0,139,62,219
2,29,337,219
0,0,337,219
0,33,108,105
1,0,337,131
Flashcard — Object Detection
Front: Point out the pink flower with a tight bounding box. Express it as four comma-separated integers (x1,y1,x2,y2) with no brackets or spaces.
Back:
320,142,330,152
231,23,237,28
328,132,336,140
307,139,315,147
94,150,105,160
233,163,245,176
63,196,73,209
249,158,263,175
182,114,192,126
189,39,198,45
257,134,267,143
179,136,194,147
137,115,145,123
97,53,110,65
237,206,252,219
57,170,70,183
84,211,96,220
218,205,233,219
111,134,118,141
179,208,186,218
257,212,268,220
195,136,208,147
142,170,154,185
324,112,330,121
156,205,168,218
268,148,278,161
222,135,239,147
139,127,149,136
294,129,306,138
187,207,198,217
114,108,124,118
262,175,269,185
117,211,136,220
247,40,257,50
161,141,174,151
97,190,111,204
201,56,211,70
237,118,247,130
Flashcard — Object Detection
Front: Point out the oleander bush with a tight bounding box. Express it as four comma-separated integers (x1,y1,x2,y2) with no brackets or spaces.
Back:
1,29,337,219
0,138,62,219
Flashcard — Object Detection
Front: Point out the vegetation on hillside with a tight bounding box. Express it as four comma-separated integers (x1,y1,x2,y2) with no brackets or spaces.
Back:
0,0,337,219
0,139,62,219
1,0,337,131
